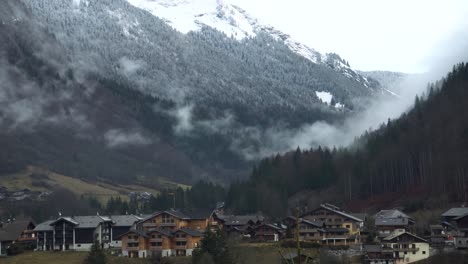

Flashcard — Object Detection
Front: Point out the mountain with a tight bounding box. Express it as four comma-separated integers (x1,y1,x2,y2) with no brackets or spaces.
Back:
226,63,468,217
359,70,409,97
126,0,375,90
0,0,393,186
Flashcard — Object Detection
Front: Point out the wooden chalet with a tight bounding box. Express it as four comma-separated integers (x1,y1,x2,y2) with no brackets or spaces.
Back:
120,209,210,258
253,223,284,242
0,219,36,256
290,219,325,242
300,203,364,245
381,230,429,263
375,209,415,238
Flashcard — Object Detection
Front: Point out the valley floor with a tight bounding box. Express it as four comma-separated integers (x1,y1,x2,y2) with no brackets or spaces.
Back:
0,251,190,264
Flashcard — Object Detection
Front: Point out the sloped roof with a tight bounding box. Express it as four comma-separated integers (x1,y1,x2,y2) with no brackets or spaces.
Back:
50,217,79,226
34,220,55,232
110,215,141,227
364,244,383,253
442,208,468,217
177,228,203,237
118,228,149,239
217,213,265,226
375,209,410,219
73,216,106,229
376,217,410,227
0,220,35,242
302,204,363,222
383,230,427,243
147,228,173,237
302,219,323,227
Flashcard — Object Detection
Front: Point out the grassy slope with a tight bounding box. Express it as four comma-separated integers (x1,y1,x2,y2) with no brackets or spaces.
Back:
0,252,190,264
0,166,184,204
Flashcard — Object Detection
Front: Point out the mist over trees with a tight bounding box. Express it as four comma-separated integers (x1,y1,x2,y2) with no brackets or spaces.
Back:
226,63,468,217
0,0,385,185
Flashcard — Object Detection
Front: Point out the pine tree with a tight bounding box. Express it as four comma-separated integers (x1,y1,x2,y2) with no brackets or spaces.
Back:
84,241,106,264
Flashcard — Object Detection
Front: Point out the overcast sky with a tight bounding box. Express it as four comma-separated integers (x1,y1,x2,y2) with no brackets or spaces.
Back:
231,0,468,73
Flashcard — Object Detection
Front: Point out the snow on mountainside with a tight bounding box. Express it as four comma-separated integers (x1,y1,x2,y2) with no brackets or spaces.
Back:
126,0,376,90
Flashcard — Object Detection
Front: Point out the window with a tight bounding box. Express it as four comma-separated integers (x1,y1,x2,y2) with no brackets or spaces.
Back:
151,242,162,247
176,241,187,246
422,251,426,255
345,225,351,229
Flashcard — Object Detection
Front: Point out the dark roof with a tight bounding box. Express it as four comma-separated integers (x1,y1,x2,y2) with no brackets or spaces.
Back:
117,229,149,239
34,220,55,232
0,220,35,242
442,208,468,217
302,204,363,222
217,213,264,226
50,217,79,226
110,215,142,227
176,228,203,237
138,209,213,223
376,217,410,227
255,223,283,231
299,219,323,228
73,216,107,229
364,244,383,253
383,230,428,243
375,209,410,219
147,228,173,237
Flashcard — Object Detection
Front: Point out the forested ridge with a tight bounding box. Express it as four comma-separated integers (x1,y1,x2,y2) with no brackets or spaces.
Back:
226,63,468,217
0,0,383,186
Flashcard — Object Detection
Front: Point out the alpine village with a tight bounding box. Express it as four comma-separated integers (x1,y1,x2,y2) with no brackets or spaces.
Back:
2,0,468,264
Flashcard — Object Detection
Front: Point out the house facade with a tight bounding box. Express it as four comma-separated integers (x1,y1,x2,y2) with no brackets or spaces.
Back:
300,203,364,245
381,230,429,264
375,209,415,238
290,219,325,242
34,214,141,252
440,207,468,249
0,219,36,256
120,209,209,258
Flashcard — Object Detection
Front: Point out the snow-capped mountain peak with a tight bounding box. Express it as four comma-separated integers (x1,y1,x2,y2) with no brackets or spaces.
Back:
126,0,381,91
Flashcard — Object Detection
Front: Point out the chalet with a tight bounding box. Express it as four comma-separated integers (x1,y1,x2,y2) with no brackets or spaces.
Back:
0,219,36,256
441,207,468,222
211,212,264,236
381,230,429,263
137,209,212,232
363,244,395,264
253,223,284,242
120,209,210,258
120,227,203,258
290,219,324,242
109,215,142,248
443,212,468,249
375,209,415,238
429,225,446,247
301,203,364,245
34,215,134,252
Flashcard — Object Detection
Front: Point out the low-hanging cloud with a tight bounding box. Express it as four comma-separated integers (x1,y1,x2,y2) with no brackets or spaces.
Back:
118,56,146,76
104,129,151,148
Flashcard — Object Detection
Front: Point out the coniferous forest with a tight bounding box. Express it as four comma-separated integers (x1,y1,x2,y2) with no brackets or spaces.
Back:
226,63,468,217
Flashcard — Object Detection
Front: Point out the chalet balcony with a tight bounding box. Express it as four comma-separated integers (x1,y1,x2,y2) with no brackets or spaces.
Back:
149,246,163,250
127,238,139,243
143,223,158,228
175,237,187,242
175,245,187,249
392,247,419,252
126,246,139,251
160,222,176,227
